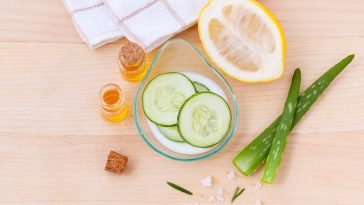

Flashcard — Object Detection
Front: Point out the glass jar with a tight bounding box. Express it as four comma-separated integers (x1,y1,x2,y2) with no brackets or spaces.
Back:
118,42,148,82
98,83,128,122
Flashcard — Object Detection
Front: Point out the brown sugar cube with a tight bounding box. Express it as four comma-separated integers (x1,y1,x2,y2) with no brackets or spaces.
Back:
105,151,128,174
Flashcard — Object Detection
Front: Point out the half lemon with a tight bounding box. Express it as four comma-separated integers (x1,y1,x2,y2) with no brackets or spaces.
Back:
198,0,286,83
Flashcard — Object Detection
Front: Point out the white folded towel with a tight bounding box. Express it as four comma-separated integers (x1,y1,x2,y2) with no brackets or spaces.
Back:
63,0,207,51
63,0,124,49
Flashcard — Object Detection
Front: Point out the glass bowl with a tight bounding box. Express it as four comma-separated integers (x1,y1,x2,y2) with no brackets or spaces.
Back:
133,39,238,161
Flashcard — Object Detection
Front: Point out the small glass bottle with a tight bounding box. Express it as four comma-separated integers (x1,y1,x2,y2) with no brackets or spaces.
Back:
118,42,148,82
98,83,128,122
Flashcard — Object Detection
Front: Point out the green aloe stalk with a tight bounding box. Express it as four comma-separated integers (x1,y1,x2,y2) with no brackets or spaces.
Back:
233,54,355,176
261,69,301,183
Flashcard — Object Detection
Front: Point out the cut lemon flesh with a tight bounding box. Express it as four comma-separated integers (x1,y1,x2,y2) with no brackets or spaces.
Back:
198,0,285,82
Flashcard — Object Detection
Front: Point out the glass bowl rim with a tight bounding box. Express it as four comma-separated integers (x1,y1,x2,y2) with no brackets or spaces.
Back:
133,38,238,162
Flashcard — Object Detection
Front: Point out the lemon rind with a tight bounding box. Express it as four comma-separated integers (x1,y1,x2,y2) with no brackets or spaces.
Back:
198,0,286,83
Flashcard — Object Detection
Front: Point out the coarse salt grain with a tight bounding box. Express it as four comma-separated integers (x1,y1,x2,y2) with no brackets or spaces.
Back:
216,195,224,202
216,187,224,196
201,176,213,187
205,188,225,203
208,195,217,202
256,199,263,205
227,170,236,180
255,182,262,188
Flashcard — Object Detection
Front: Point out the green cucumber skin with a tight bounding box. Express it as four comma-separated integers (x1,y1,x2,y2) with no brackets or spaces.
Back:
193,81,210,92
142,72,196,127
262,69,301,184
177,92,232,148
158,126,185,143
233,54,355,176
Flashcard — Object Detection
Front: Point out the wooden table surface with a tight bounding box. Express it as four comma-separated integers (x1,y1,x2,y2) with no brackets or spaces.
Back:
1,0,364,204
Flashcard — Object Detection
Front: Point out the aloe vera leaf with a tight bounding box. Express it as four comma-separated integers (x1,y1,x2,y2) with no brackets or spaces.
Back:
233,54,355,176
261,69,301,183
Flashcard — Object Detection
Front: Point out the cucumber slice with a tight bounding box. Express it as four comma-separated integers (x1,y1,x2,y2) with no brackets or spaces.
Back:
142,72,196,126
157,126,185,142
177,92,231,148
193,81,209,92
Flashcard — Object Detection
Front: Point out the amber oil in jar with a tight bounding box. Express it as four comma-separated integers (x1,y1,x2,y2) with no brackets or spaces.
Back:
119,42,148,82
98,83,128,122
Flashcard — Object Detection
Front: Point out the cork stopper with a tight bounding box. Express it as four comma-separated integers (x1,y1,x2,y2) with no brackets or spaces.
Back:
105,151,128,174
119,42,145,68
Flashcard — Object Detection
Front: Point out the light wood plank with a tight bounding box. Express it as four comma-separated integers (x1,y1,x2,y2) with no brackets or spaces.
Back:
1,132,363,204
0,0,363,43
0,37,363,136
0,0,364,204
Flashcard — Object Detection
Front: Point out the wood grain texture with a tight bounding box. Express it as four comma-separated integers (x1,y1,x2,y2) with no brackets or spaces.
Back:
0,0,364,204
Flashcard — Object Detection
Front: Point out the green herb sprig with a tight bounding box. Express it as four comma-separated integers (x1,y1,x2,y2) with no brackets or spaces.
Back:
166,181,193,195
231,186,245,203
